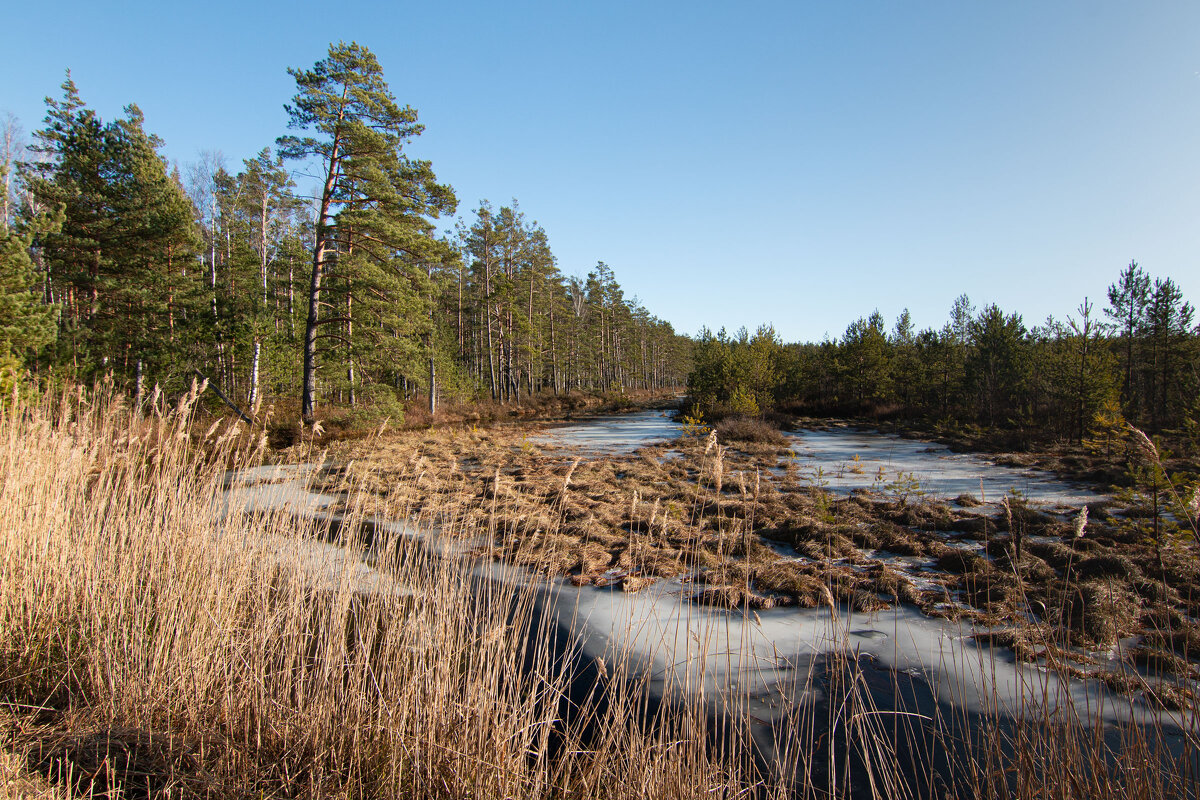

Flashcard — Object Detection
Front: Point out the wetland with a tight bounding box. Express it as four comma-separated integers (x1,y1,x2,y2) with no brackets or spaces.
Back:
304,408,1200,715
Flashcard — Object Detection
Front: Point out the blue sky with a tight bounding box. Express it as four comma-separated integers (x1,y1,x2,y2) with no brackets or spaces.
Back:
3,1,1198,342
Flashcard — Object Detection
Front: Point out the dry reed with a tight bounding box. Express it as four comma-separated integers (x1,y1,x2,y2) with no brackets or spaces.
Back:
0,386,747,798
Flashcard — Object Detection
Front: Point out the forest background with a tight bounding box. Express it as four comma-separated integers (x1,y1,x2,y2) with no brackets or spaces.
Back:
0,42,1197,447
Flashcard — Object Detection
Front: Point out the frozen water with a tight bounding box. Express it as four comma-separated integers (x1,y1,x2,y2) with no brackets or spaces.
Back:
528,409,682,453
787,429,1104,509
220,459,1188,796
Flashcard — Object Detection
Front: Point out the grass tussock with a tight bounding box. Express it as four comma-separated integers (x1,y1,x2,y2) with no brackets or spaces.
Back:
714,416,791,447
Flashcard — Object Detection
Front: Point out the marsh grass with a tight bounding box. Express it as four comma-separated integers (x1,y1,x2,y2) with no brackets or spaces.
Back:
0,386,749,798
1,385,1197,799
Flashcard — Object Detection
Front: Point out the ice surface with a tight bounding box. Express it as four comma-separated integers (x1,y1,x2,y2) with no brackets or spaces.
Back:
528,410,682,453
787,429,1104,509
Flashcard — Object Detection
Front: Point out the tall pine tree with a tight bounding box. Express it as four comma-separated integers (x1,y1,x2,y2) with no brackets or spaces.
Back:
278,41,456,420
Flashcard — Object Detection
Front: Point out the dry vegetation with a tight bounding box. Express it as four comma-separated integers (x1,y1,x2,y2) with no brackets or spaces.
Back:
0,387,748,798
2,387,1198,798
319,416,1200,706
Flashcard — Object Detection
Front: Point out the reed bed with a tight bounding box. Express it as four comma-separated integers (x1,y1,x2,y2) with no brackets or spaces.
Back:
0,387,747,798
0,385,1196,799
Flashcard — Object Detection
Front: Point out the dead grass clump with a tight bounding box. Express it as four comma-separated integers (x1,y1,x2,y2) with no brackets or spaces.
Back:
751,563,828,607
1060,580,1142,647
796,535,856,561
994,504,1059,535
882,501,957,531
509,532,580,575
848,590,891,613
1131,646,1197,678
1140,605,1188,633
714,417,790,447
1027,539,1075,571
848,525,881,550
18,721,207,800
694,585,778,610
1159,551,1200,597
1074,554,1142,582
866,565,921,605
935,550,993,575
1142,623,1200,660
972,628,1052,663
949,513,990,535
871,521,929,556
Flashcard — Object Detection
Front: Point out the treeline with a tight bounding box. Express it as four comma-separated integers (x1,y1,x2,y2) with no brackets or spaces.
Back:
690,262,1198,441
453,206,688,403
0,43,690,420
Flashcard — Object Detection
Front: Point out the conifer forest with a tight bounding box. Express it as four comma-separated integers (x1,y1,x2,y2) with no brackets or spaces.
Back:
1,43,692,422
1,42,1196,441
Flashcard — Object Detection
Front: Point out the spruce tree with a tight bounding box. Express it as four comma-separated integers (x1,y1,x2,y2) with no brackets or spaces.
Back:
0,212,59,363
23,75,109,369
103,104,199,394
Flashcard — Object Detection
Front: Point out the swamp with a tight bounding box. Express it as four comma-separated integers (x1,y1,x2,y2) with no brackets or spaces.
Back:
3,12,1200,799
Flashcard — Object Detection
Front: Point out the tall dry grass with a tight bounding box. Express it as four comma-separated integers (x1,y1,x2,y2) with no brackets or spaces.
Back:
1,383,1196,799
0,385,748,798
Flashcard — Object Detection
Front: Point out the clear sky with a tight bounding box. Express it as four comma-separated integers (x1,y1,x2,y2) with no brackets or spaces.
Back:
3,1,1198,342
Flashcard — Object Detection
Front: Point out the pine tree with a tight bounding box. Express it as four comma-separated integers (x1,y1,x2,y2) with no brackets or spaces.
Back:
278,41,456,420
839,311,891,405
1105,260,1150,419
1143,277,1195,429
24,78,198,392
966,304,1028,427
890,309,921,408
